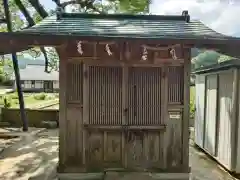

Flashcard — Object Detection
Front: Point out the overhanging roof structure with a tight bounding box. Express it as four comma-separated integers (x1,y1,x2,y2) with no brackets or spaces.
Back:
1,11,240,57
193,59,240,74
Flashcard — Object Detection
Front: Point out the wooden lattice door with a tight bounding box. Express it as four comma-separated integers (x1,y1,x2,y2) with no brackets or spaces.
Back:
125,67,165,170
83,65,124,169
83,65,165,171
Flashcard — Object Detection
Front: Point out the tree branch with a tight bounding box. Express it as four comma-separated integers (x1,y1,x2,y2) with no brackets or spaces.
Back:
14,0,35,26
28,0,48,18
15,0,50,72
0,18,7,24
41,47,49,72
52,0,105,14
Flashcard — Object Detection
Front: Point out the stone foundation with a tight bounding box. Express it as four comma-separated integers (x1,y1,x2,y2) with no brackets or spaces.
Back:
58,172,190,180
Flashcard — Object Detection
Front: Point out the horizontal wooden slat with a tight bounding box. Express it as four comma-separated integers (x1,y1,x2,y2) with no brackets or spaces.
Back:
83,124,166,131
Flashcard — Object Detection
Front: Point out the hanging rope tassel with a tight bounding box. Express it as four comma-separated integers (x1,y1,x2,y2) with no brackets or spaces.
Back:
77,41,83,55
105,44,113,56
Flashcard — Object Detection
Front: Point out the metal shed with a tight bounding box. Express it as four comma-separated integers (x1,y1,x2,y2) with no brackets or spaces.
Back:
194,59,240,174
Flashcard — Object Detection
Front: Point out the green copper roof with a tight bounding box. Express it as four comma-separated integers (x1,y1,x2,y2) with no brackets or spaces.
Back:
20,12,232,40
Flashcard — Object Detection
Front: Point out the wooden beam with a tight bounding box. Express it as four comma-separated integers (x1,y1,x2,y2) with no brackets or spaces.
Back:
1,32,240,58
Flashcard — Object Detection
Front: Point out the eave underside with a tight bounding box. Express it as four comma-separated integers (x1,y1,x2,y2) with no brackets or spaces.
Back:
1,32,240,58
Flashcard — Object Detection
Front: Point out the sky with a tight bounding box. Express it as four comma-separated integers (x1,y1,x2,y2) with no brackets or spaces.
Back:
150,0,240,37
39,0,240,37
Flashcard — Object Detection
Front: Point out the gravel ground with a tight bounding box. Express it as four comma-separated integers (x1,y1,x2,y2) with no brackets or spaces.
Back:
0,129,238,180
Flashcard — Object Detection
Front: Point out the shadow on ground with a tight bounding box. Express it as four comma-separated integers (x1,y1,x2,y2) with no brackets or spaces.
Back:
0,130,58,180
0,129,238,180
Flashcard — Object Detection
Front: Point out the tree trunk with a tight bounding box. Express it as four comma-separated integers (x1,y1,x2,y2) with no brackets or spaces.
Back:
3,0,28,131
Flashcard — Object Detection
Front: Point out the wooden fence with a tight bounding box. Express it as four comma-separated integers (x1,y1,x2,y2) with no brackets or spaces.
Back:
1,108,59,127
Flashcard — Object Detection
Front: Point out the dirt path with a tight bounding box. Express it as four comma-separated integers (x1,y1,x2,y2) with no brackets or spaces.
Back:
0,129,238,180
0,130,58,180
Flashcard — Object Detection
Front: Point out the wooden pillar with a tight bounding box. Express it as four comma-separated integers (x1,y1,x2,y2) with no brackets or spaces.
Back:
122,64,128,168
162,65,168,169
57,46,68,172
182,48,191,171
82,63,89,167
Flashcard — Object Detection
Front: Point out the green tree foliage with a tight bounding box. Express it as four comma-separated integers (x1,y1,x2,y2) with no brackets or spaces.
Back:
1,0,151,73
109,0,149,14
218,54,235,63
193,50,221,69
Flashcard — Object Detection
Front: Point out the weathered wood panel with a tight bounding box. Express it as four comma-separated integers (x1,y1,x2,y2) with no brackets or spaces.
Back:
86,131,123,170
67,42,184,63
168,66,184,104
127,67,162,125
125,131,164,170
166,111,182,169
103,131,122,167
88,66,123,125
66,106,83,166
87,131,104,170
204,74,218,156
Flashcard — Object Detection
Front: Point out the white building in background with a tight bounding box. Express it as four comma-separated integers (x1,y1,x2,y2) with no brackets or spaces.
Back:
9,58,59,93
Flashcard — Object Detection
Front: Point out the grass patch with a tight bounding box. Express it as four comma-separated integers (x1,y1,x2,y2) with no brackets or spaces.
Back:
190,86,195,119
0,92,59,108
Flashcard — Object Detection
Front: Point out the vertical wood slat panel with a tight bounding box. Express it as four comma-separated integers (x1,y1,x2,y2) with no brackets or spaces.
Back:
127,67,162,125
168,66,184,104
166,111,183,169
88,66,122,125
66,62,83,103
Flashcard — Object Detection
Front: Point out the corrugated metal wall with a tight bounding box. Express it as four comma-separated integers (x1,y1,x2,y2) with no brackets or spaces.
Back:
204,74,218,156
195,75,205,147
217,70,234,169
195,69,236,171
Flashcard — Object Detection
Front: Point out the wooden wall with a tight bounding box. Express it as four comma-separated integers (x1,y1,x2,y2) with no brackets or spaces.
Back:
57,43,191,173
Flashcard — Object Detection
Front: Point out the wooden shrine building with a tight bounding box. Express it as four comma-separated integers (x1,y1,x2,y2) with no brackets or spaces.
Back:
1,10,240,180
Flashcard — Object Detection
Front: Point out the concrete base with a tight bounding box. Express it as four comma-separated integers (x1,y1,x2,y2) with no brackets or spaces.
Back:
58,172,190,180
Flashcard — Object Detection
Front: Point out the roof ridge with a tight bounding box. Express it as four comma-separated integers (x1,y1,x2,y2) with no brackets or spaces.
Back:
55,10,191,23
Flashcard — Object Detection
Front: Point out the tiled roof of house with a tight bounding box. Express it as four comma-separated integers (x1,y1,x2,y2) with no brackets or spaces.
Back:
11,65,58,81
193,59,240,74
